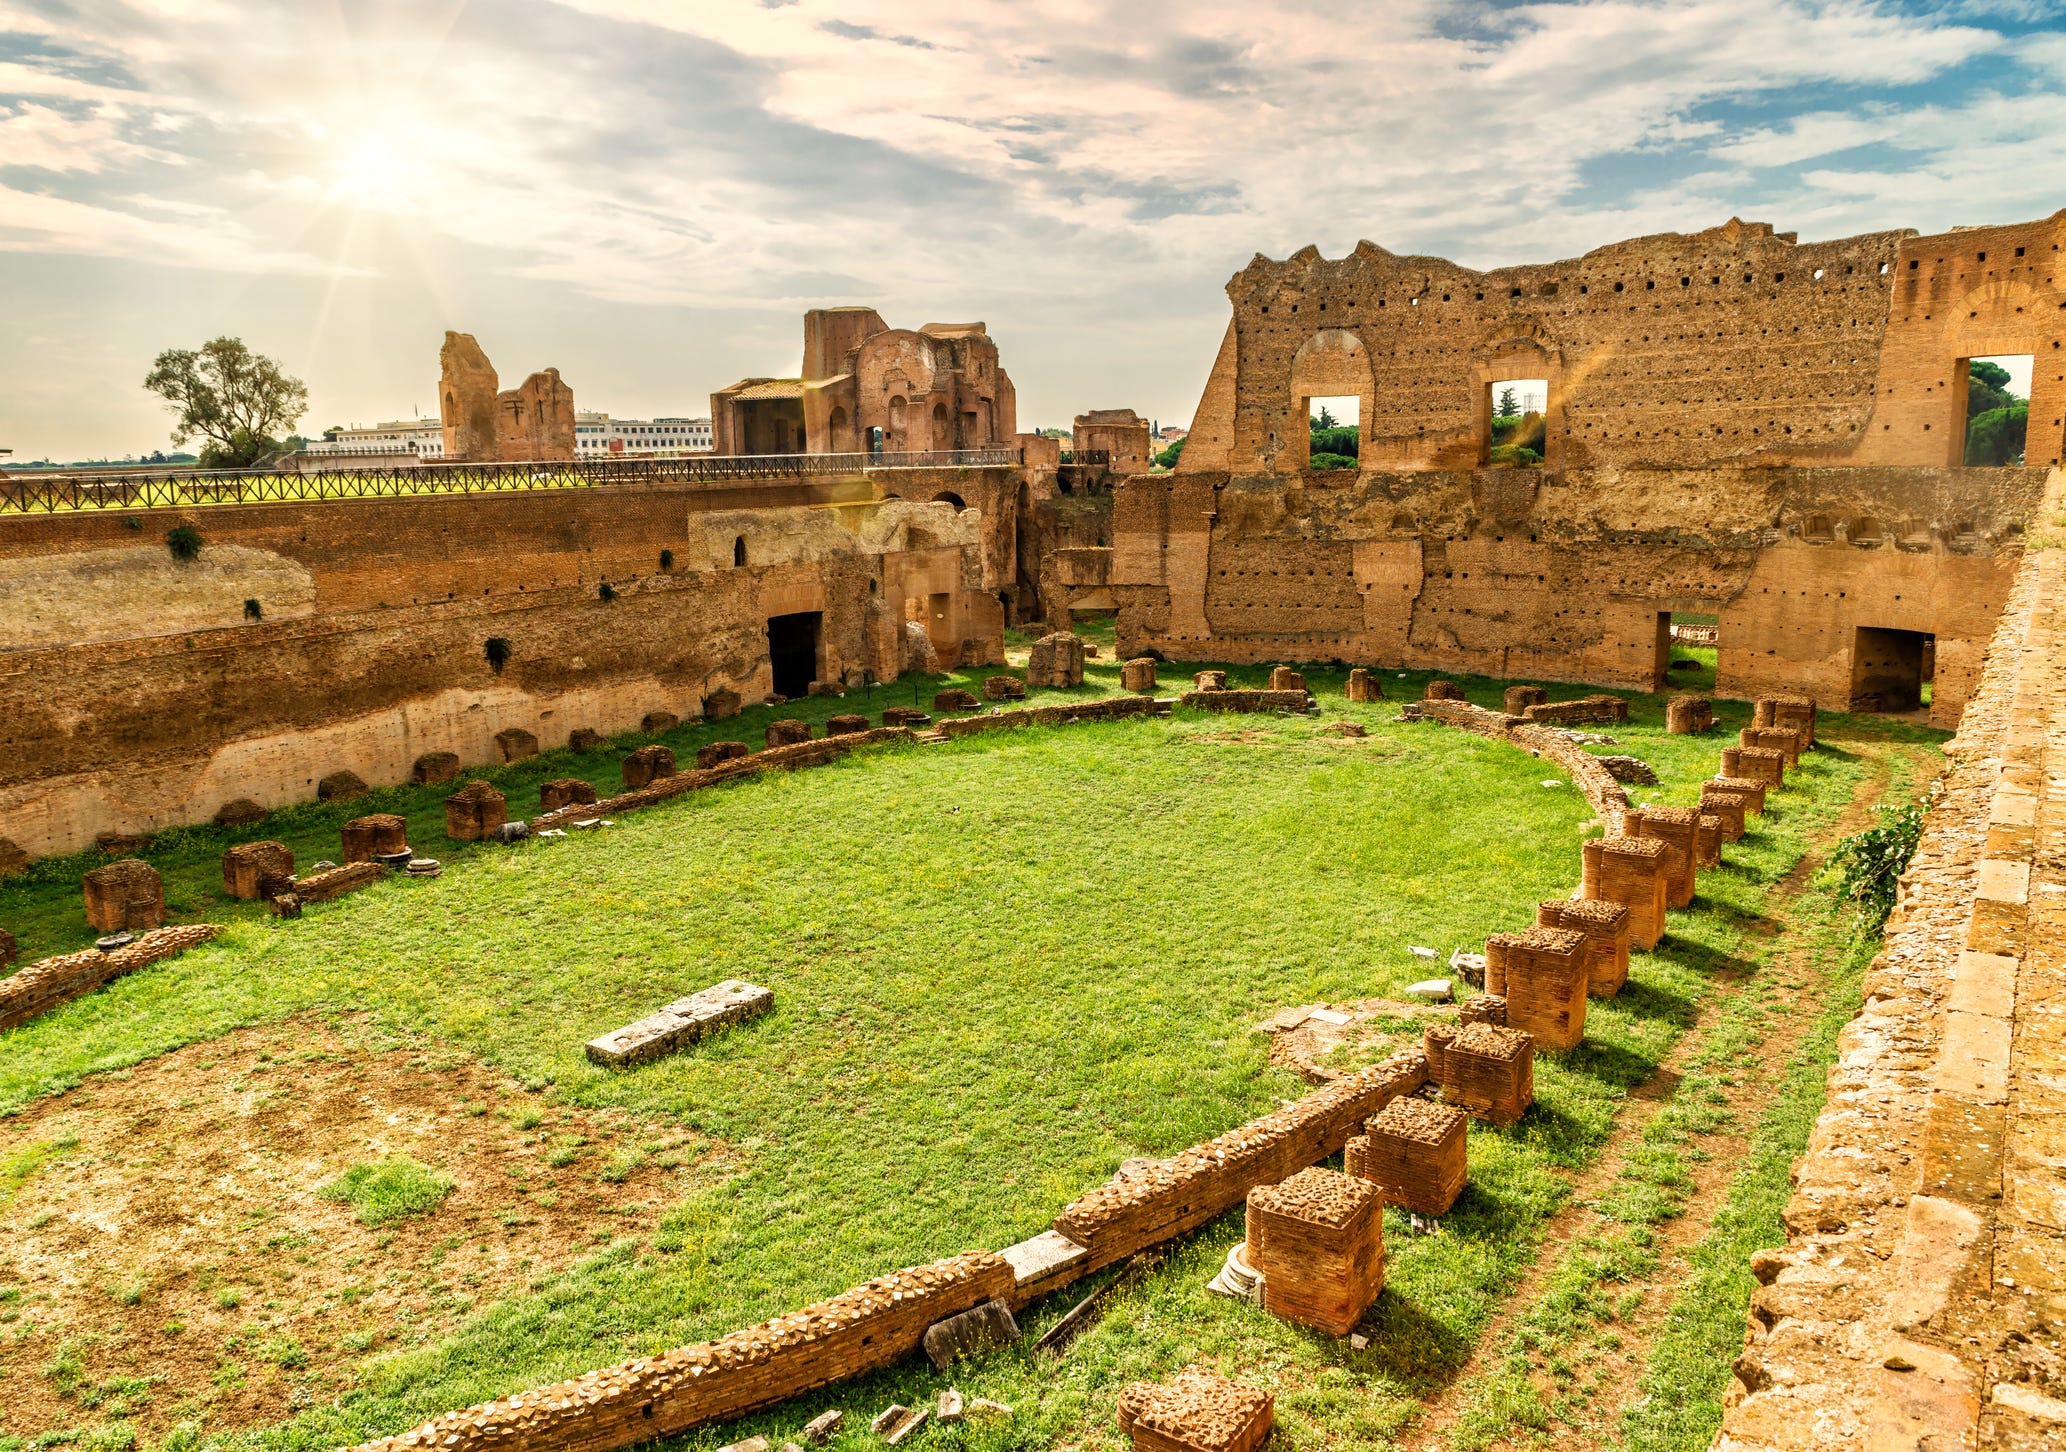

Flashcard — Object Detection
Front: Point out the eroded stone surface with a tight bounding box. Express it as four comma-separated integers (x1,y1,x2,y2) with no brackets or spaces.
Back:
584,979,774,1068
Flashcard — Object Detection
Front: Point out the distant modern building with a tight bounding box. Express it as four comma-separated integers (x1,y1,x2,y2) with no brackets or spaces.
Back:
577,414,713,456
304,413,712,459
305,419,446,457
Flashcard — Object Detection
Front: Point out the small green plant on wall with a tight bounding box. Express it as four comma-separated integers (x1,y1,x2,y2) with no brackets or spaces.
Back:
166,524,204,561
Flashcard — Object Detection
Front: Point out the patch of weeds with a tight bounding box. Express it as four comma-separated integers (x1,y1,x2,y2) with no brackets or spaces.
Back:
110,1278,145,1307
544,1139,587,1169
213,1288,241,1310
318,1156,455,1227
211,1359,245,1390
598,1148,645,1183
341,1329,377,1353
42,1339,87,1397
1,1137,77,1206
255,1333,307,1369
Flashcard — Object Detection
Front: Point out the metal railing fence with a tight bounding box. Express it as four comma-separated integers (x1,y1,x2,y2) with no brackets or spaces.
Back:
0,448,1021,515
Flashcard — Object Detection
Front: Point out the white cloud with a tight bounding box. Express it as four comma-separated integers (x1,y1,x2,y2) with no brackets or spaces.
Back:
0,0,2059,458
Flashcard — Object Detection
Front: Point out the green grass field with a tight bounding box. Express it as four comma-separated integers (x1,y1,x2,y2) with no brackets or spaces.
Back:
0,639,1944,1452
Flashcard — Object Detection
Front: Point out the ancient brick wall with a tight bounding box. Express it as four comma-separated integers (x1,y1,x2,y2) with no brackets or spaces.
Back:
0,483,1001,857
1719,464,2066,1451
1111,461,2040,720
1111,211,2064,724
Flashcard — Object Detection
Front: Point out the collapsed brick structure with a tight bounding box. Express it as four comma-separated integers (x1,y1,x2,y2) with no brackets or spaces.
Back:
0,923,219,1031
1117,1367,1274,1452
1052,1049,1427,1273
712,308,1018,458
438,332,575,463
1073,408,1154,475
538,778,596,812
345,1255,1013,1452
1096,214,2063,725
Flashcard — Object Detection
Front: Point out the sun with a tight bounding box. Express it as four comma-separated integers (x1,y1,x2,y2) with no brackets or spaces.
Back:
332,136,402,195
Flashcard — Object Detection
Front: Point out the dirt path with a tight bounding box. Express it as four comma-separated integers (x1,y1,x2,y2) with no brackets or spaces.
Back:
1398,739,1925,1452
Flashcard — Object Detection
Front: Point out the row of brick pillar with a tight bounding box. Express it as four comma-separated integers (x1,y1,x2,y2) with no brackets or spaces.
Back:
1436,694,1818,1086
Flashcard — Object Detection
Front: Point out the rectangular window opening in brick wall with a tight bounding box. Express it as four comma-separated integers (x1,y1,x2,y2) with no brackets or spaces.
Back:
1303,395,1360,474
1485,377,1547,467
1958,354,2033,467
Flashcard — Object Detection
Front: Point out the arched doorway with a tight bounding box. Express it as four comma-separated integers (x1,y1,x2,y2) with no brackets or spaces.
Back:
930,402,950,451
887,396,908,452
826,405,851,453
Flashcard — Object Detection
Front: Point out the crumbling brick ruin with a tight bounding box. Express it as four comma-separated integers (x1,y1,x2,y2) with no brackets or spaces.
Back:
1074,408,1154,475
438,332,576,463
0,923,219,1031
1096,212,2065,726
712,308,1018,457
82,857,163,933
1719,474,2066,1451
1117,1367,1274,1452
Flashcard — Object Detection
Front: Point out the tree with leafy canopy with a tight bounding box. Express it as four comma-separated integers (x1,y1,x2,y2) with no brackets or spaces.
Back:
1311,403,1340,429
1497,385,1519,419
143,337,308,468
1153,436,1186,470
1964,360,2027,465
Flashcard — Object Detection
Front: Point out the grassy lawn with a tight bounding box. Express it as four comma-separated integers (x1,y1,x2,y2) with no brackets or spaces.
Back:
0,640,1945,1452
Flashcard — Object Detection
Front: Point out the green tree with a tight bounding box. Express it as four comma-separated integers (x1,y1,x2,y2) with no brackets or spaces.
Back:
1966,404,2028,466
1153,436,1186,470
143,337,308,468
1966,359,2018,418
1311,403,1339,429
1497,385,1519,419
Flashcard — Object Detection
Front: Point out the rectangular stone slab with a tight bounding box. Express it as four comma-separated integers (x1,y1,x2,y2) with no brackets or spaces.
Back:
585,979,773,1067
1000,1229,1092,1306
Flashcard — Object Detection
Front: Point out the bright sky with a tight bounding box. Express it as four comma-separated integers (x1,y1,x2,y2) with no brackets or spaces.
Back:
1,1,2063,460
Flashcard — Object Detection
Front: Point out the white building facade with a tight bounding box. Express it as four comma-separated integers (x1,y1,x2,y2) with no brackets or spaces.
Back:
575,414,713,457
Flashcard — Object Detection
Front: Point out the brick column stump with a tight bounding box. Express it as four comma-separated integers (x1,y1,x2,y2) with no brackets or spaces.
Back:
621,744,676,789
84,858,165,933
1345,668,1382,702
1346,1097,1468,1216
445,780,508,841
765,719,812,748
341,814,408,864
1121,657,1158,692
1582,835,1672,949
1721,746,1786,787
1536,898,1632,998
1245,1168,1384,1336
1269,666,1306,693
539,778,598,812
1666,695,1713,734
1440,1023,1534,1124
1487,925,1589,1050
1504,684,1548,715
1624,806,1702,908
222,841,294,901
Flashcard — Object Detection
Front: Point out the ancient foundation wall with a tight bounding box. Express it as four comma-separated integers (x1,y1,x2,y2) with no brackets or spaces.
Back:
1719,466,2066,1451
0,483,1002,857
1107,464,2041,725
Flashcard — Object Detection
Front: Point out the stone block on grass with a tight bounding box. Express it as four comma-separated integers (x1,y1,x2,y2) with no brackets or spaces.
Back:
696,741,751,769
585,979,773,1068
766,719,812,747
539,778,598,812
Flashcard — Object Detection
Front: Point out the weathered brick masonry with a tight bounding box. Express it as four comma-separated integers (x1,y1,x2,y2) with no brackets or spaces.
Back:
0,482,1005,856
1105,213,2066,721
1719,465,2066,1452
